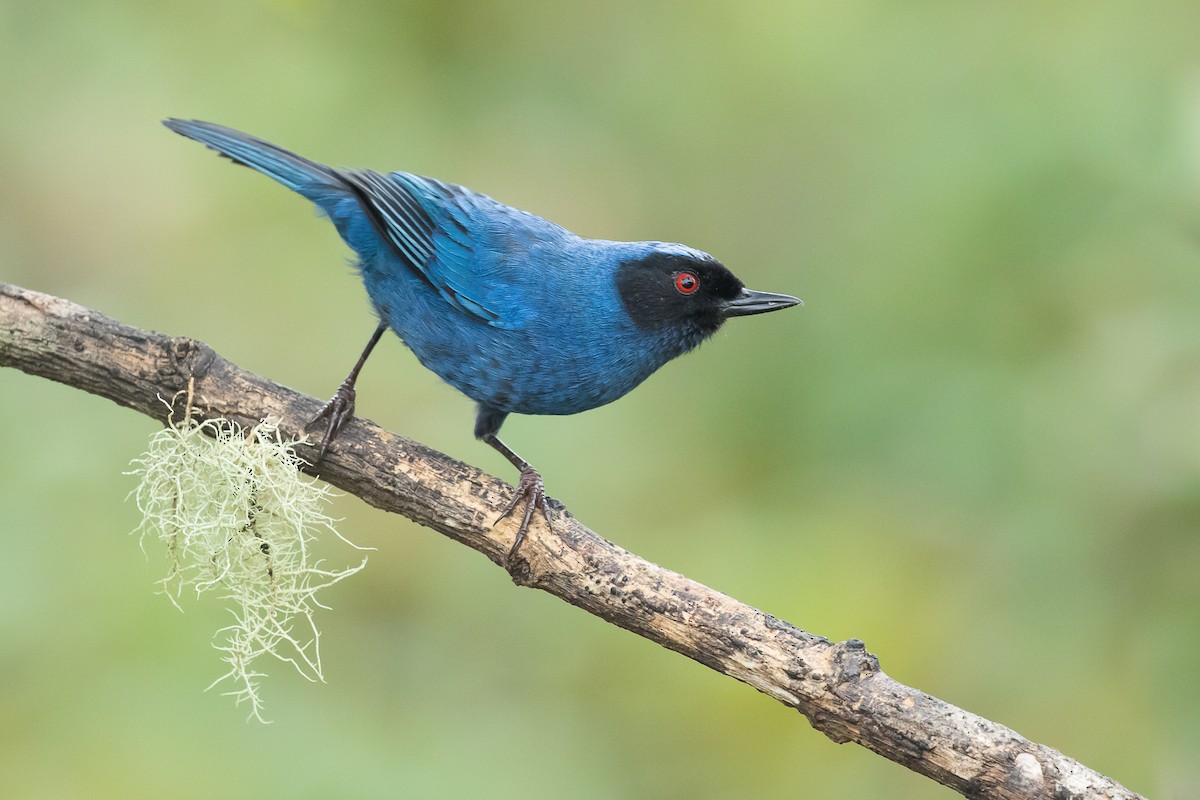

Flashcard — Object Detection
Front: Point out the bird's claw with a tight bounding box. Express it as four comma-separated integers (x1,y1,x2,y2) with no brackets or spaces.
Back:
494,465,550,563
307,379,356,461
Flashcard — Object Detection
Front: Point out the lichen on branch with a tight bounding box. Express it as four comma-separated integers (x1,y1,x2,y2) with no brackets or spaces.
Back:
127,390,368,722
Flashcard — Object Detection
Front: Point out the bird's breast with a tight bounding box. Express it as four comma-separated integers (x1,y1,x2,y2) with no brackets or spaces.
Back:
359,237,691,417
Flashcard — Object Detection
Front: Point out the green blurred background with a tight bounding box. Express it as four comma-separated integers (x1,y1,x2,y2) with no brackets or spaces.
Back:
2,1,1198,798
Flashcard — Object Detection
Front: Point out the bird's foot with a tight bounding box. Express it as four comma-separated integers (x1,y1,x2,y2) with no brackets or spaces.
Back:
306,379,356,461
494,465,550,564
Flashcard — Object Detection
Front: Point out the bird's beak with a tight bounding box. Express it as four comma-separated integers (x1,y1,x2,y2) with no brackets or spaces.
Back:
723,288,803,317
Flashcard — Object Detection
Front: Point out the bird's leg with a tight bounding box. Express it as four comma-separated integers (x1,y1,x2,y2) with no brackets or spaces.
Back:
482,433,551,562
308,321,388,461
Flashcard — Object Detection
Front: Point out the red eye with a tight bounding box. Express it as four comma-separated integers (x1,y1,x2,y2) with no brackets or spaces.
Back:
674,272,699,295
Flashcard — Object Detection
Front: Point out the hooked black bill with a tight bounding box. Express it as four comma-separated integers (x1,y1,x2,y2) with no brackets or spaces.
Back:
722,288,803,317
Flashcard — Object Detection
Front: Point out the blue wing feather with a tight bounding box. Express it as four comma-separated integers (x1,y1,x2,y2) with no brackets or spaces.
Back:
342,169,506,325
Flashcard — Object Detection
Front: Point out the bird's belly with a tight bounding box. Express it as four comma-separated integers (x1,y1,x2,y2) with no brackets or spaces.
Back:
398,313,656,416
360,258,663,417
409,327,655,416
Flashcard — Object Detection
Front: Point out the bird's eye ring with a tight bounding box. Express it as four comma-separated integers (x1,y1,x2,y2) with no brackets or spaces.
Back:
674,272,699,295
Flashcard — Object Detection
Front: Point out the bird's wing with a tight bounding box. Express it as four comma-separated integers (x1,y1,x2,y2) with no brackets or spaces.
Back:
341,169,506,325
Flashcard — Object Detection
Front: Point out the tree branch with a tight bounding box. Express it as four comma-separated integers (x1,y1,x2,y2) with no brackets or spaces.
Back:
0,281,1143,800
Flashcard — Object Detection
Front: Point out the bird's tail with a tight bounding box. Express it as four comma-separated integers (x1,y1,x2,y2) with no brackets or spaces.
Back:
163,119,341,197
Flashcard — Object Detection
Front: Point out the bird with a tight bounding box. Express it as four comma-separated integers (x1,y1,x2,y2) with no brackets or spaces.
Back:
164,119,802,562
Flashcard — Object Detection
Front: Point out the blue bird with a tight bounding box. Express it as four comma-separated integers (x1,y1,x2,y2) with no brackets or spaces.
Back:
164,119,801,559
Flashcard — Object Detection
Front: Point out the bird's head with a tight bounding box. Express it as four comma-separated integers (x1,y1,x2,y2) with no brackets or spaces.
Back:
615,244,801,350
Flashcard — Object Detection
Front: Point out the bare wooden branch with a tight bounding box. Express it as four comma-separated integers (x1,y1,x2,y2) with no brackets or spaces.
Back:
0,281,1143,800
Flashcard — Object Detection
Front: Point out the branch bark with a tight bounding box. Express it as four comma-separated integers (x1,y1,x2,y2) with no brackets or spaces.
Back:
0,281,1143,800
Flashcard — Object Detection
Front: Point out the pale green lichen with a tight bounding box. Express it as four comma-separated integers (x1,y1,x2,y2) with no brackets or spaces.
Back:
127,396,367,722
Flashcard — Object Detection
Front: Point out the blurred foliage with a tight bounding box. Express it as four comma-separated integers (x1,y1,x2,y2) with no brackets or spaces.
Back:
2,1,1199,798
